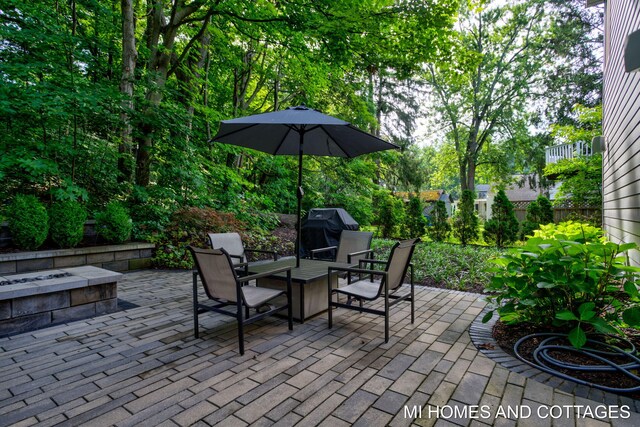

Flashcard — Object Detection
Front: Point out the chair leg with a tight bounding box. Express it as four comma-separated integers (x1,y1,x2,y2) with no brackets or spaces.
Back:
384,290,389,343
327,277,333,330
410,281,415,324
287,270,293,331
192,272,199,339
237,300,245,355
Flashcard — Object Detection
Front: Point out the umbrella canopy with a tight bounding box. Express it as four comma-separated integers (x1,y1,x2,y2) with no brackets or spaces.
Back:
213,105,398,266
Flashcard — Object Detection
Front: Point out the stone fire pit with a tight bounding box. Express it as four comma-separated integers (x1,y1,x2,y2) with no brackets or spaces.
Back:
0,266,122,337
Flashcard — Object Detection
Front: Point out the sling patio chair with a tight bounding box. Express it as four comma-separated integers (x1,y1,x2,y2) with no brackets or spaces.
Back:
188,246,293,355
208,232,279,267
310,230,374,264
327,238,420,343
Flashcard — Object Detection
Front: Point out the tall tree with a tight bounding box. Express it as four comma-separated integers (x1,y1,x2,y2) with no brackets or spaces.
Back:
425,0,550,192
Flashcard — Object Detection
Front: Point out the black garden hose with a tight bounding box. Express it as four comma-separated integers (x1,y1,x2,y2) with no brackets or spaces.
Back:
513,333,640,393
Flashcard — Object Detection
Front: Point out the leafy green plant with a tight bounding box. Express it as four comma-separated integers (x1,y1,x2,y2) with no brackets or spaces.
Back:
483,189,519,248
375,191,405,238
5,194,49,250
483,230,640,348
531,220,604,242
405,196,427,238
428,200,451,242
95,202,132,244
453,190,479,246
49,200,87,248
520,195,554,239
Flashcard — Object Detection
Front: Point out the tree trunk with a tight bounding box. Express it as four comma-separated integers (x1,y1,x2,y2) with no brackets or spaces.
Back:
119,0,137,183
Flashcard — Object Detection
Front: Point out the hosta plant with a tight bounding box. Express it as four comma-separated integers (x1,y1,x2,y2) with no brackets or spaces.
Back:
483,227,640,348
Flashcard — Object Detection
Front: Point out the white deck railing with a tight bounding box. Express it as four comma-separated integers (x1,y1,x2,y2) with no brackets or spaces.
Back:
545,141,592,164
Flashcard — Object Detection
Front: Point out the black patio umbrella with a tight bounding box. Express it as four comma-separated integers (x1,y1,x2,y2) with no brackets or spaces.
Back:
212,105,398,267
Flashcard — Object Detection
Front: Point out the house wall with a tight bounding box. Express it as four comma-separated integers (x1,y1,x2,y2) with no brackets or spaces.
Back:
602,1,640,265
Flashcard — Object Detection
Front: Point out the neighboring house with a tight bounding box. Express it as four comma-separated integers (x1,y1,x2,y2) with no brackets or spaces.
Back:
475,184,490,221
592,0,640,265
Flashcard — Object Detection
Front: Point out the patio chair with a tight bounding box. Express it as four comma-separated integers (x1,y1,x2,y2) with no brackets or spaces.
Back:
188,246,293,355
327,238,420,343
310,230,374,264
209,232,279,274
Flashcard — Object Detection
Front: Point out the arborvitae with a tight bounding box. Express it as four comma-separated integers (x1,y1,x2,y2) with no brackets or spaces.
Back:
483,189,519,247
406,196,427,238
453,190,479,245
429,200,451,242
521,195,554,239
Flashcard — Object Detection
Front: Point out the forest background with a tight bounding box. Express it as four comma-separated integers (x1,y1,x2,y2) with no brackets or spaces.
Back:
0,0,603,243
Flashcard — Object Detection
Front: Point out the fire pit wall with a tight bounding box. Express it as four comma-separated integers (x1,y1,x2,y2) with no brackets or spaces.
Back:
0,266,122,337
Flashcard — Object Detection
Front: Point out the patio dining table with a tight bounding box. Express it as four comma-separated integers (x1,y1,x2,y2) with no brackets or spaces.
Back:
247,258,354,322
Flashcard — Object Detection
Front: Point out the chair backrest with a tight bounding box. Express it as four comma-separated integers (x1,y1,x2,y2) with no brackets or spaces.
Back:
208,232,246,264
383,238,421,293
335,230,374,263
188,246,239,302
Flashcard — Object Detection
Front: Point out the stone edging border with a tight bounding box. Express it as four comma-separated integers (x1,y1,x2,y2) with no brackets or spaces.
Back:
469,306,640,412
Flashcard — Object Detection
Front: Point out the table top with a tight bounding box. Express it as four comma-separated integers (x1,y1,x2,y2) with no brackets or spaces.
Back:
247,258,353,283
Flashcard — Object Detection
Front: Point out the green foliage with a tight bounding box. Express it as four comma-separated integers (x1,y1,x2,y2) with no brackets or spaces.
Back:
95,202,132,244
405,197,427,238
532,220,604,242
5,195,49,250
428,201,451,242
483,228,640,348
520,195,554,239
49,200,87,248
127,186,176,242
372,238,502,291
483,190,520,248
152,208,247,269
453,190,479,245
544,154,602,207
375,191,405,238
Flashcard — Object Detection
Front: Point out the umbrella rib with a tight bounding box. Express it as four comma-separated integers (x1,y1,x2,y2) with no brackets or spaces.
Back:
318,125,350,157
273,126,296,154
212,123,261,141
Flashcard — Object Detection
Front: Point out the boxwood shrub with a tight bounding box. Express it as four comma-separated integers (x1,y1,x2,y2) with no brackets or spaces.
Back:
6,194,49,250
49,200,87,248
95,202,132,244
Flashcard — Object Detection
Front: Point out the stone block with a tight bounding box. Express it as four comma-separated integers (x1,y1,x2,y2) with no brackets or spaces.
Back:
114,250,139,261
52,303,96,323
0,301,11,320
101,260,128,272
70,283,117,306
0,312,51,337
0,261,16,274
12,292,70,317
96,298,118,315
16,258,54,273
139,248,154,258
62,266,122,286
53,255,87,268
86,252,115,264
128,257,152,270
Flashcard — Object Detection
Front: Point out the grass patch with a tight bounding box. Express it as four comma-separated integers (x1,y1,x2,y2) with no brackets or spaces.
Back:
372,238,504,292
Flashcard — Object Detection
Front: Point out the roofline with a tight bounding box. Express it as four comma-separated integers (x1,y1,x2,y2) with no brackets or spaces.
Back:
586,0,604,6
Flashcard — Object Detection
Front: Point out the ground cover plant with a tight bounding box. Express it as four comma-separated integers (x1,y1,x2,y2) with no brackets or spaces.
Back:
372,238,502,292
483,222,640,348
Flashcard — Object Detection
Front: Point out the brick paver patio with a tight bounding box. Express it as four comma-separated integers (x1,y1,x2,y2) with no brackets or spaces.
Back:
1,270,638,426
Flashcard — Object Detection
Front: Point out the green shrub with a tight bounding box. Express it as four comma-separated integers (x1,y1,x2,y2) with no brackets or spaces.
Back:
375,191,405,238
49,200,87,248
483,189,519,248
520,195,554,239
128,186,175,241
405,196,427,238
95,202,132,244
532,220,604,242
453,190,479,245
428,200,451,242
6,195,49,250
483,228,640,348
153,207,247,268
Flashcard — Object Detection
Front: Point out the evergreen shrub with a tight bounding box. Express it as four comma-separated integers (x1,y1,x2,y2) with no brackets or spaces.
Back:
453,190,479,245
95,202,132,244
428,200,451,242
405,196,427,238
5,194,49,250
483,189,519,247
49,200,87,248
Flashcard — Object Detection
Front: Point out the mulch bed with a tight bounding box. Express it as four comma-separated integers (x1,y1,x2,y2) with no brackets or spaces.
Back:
493,321,640,399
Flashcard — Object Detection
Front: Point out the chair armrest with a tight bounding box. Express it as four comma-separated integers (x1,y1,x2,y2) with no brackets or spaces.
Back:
358,258,387,268
310,246,337,260
245,248,279,261
237,266,292,283
327,266,387,278
347,249,374,264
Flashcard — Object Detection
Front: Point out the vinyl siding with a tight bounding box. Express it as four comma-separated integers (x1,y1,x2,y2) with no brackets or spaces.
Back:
602,0,640,265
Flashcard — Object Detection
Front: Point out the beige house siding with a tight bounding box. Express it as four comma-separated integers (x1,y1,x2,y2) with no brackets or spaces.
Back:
602,0,640,265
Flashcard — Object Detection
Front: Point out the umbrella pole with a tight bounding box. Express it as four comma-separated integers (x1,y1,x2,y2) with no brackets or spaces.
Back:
295,130,304,268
